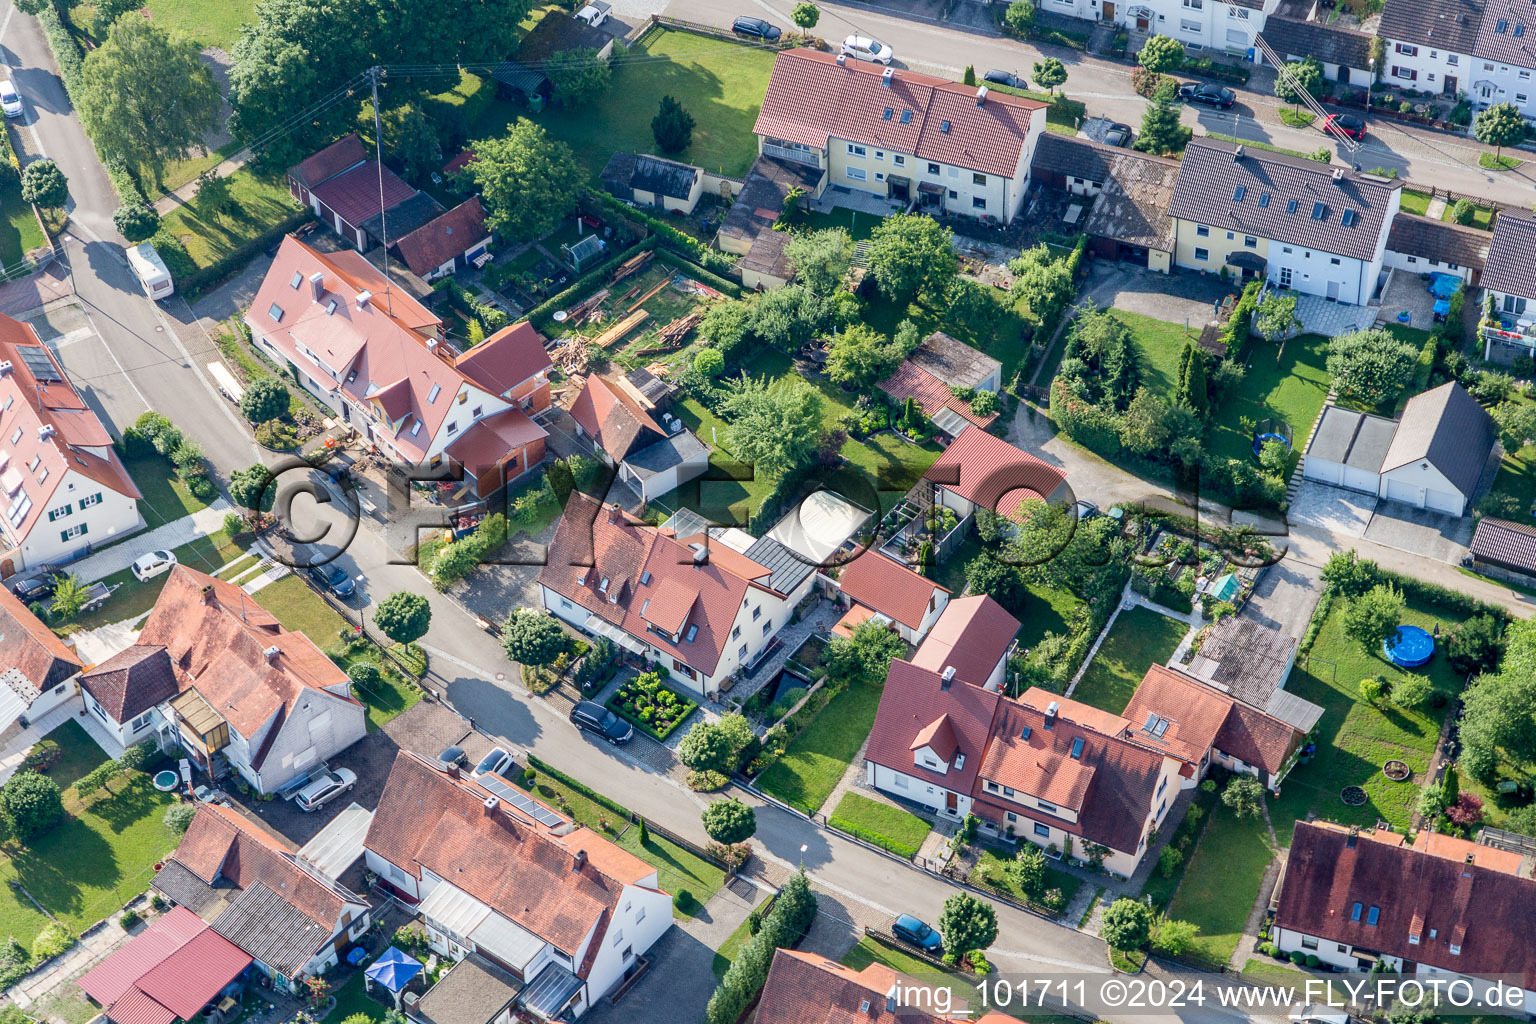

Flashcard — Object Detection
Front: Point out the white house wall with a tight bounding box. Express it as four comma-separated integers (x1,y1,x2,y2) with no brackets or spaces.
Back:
1378,460,1464,514
582,884,672,1006
1383,248,1475,283
867,761,970,817
14,470,143,572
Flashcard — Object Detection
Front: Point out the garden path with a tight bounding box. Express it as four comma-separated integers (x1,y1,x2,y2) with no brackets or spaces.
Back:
1226,800,1282,969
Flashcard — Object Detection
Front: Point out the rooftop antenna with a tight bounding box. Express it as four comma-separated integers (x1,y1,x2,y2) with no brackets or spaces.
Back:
368,65,396,319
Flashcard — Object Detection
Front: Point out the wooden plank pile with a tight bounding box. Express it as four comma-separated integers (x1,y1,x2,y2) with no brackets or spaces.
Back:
594,309,650,349
637,311,701,356
611,249,654,284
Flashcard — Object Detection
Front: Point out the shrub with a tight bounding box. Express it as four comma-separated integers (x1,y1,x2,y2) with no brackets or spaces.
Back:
1101,898,1152,951
1451,199,1476,225
1291,950,1308,966
240,376,290,425
120,909,141,930
1389,674,1431,709
1446,614,1504,675
693,347,724,378
1222,776,1264,819
223,511,246,537
164,802,198,833
348,662,383,688
1305,953,1321,968
701,797,757,844
31,924,71,962
1445,792,1484,826
673,888,694,913
1158,844,1184,878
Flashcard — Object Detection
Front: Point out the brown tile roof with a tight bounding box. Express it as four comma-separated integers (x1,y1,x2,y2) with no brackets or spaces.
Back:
393,198,489,277
134,566,359,755
1122,665,1300,778
1470,516,1536,573
1276,821,1536,987
877,360,997,433
836,552,948,631
908,594,1018,687
537,493,770,677
365,751,650,954
1169,139,1400,262
569,375,666,462
0,585,80,692
1380,381,1496,499
309,160,418,229
924,429,1068,511
976,689,1163,855
754,49,1045,178
910,331,1002,391
1482,209,1536,298
289,134,367,189
1386,212,1489,272
80,645,177,722
756,948,1010,1024
1031,134,1113,183
454,321,551,397
444,408,547,480
1379,0,1482,53
866,659,1001,796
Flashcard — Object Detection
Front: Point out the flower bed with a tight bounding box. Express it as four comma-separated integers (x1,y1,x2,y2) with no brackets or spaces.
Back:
605,670,699,740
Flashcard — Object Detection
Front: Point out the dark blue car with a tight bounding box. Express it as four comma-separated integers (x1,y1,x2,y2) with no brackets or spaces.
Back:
308,561,356,599
892,914,943,952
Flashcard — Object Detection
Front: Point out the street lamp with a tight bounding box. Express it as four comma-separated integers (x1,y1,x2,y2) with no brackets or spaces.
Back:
799,843,808,870
1366,58,1376,117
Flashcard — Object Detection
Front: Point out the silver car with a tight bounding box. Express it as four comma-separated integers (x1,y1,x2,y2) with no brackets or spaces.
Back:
295,767,356,812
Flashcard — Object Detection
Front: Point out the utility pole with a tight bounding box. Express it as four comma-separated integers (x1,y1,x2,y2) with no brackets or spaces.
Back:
368,65,396,317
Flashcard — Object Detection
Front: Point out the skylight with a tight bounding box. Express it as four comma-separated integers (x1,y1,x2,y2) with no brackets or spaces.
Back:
1350,902,1363,922
289,271,303,289
640,570,652,585
268,303,284,323
1341,209,1357,227
1069,737,1085,760
883,107,893,120
1020,725,1032,740
1311,202,1327,221
685,624,699,643
940,120,951,133
1366,906,1380,926
427,383,441,404
1286,199,1299,214
1258,193,1270,207
900,109,913,124
1232,185,1246,201
1497,17,1509,31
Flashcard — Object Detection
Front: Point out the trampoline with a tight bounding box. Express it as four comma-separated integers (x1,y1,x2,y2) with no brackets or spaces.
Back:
1252,432,1290,458
1252,418,1293,459
1384,624,1435,667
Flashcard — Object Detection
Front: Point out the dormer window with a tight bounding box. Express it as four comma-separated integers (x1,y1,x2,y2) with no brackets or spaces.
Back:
1409,933,1420,945
1449,944,1461,955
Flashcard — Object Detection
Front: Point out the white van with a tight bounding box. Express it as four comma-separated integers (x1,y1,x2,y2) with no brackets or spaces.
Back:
126,242,174,300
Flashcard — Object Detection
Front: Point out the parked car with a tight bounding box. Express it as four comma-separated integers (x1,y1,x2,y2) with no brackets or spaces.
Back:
0,82,22,119
11,572,60,602
732,16,782,41
570,701,634,745
841,35,895,64
983,69,1026,89
472,747,516,780
307,561,356,599
434,746,467,772
1102,121,1133,147
892,914,943,952
1074,499,1101,520
1323,112,1367,141
131,550,178,582
573,0,610,27
1179,82,1236,108
295,767,357,812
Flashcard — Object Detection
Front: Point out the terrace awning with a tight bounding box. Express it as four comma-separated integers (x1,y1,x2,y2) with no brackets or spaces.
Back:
582,613,647,655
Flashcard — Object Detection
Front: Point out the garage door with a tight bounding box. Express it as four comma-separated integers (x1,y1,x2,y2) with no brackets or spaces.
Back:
1384,477,1426,508
1425,488,1463,515
1342,466,1381,495
1305,458,1344,486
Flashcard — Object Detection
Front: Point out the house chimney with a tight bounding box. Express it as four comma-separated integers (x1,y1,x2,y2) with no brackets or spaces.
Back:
1347,825,1358,849
402,993,419,1012
976,85,989,107
691,543,708,567
263,644,281,662
201,584,215,604
1044,701,1059,729
573,849,587,873
1233,145,1245,162
309,271,325,301
941,666,955,691
881,67,894,88
356,289,373,311
484,795,499,814
1462,852,1475,877
0,360,11,377
885,985,898,1014
607,503,622,524
1331,167,1345,184
836,53,847,66
36,424,55,442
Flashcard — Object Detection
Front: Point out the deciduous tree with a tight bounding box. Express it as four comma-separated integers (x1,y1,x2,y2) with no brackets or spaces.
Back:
791,2,820,28
547,48,612,108
1474,102,1526,160
1137,35,1185,74
1222,775,1264,819
866,213,956,304
825,324,904,388
113,203,160,243
1326,327,1418,406
1003,1,1036,39
1341,582,1404,655
1032,57,1067,94
240,376,290,424
0,772,62,841
1275,57,1323,112
720,375,823,477
1100,897,1152,950
825,619,907,685
1253,293,1301,344
784,227,852,295
501,609,568,666
461,121,582,240
374,591,431,646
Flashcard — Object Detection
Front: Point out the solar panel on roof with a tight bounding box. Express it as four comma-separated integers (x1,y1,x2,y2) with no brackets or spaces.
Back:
479,777,566,827
18,347,60,383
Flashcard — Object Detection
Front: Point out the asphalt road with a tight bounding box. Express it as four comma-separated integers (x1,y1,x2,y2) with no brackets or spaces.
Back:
662,0,1536,197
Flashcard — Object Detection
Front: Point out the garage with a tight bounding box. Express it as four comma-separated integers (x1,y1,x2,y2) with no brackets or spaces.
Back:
1303,406,1395,496
1377,382,1496,519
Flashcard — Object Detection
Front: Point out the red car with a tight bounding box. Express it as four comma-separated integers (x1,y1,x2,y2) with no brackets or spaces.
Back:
1324,113,1367,141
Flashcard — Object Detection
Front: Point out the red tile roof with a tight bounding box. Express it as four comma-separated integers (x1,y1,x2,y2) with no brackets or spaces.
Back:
393,198,489,277
1276,821,1536,987
924,429,1067,515
78,906,251,1024
569,375,665,462
757,948,1012,1024
836,552,948,631
309,160,417,228
0,584,80,692
755,50,1045,178
1411,829,1525,875
538,494,770,676
365,751,654,955
878,360,998,433
455,321,552,397
289,134,367,189
80,644,177,721
1121,665,1300,778
0,313,141,543
865,659,1001,797
909,594,1018,686
444,407,547,479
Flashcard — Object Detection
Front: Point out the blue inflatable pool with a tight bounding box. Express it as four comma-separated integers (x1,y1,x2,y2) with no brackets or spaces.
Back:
1384,624,1435,668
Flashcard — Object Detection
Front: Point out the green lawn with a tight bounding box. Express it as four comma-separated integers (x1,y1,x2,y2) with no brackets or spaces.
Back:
827,792,932,858
1205,132,1324,163
1398,190,1431,217
863,287,1033,389
63,528,246,633
321,971,391,1024
1069,606,1187,714
843,936,1078,1023
124,453,209,528
151,139,245,197
0,178,47,276
1165,798,1275,967
1479,152,1523,171
1208,333,1331,472
757,680,884,815
157,166,302,274
1483,439,1536,521
1140,779,1220,908
1111,308,1201,399
969,847,1083,908
74,0,254,48
1443,201,1496,230
800,208,886,241
258,573,345,642
472,27,774,180
1268,595,1467,843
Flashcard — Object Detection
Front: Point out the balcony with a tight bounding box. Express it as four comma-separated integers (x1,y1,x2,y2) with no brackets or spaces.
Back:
760,141,821,167
1481,318,1536,356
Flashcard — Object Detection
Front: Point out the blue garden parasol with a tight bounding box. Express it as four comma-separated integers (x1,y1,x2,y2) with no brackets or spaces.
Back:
365,947,424,1006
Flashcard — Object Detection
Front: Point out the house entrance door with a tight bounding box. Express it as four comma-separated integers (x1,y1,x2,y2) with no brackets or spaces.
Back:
945,791,958,813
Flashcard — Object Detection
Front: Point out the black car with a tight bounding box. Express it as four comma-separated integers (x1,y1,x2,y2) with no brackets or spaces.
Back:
434,746,467,772
1102,121,1133,147
10,569,63,602
308,561,357,599
570,700,634,744
1179,82,1236,108
732,16,782,41
983,69,1025,89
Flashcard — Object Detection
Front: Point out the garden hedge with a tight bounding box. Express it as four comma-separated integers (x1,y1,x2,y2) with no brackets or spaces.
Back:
585,188,737,276
525,239,653,330
526,755,634,819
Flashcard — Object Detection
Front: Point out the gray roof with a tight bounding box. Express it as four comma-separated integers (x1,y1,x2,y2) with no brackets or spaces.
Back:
742,534,818,597
358,191,445,243
718,155,824,245
1031,133,1112,183
1267,690,1326,735
491,61,548,93
151,859,225,917
1381,381,1496,496
1082,150,1179,252
212,880,331,979
602,152,701,201
1168,139,1400,262
415,954,523,1024
1380,0,1483,52
737,226,794,281
1471,0,1534,65
1483,210,1536,299
521,962,583,1018
1307,405,1398,470
910,331,1002,390
624,366,672,406
1081,116,1129,146
1471,517,1536,572
1387,212,1489,272
623,428,709,478
1188,616,1299,710
1259,17,1373,70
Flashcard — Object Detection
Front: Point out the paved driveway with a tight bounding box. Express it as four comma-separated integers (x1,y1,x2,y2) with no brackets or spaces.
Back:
1287,479,1376,538
1081,263,1234,327
1242,560,1323,640
1363,502,1474,564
